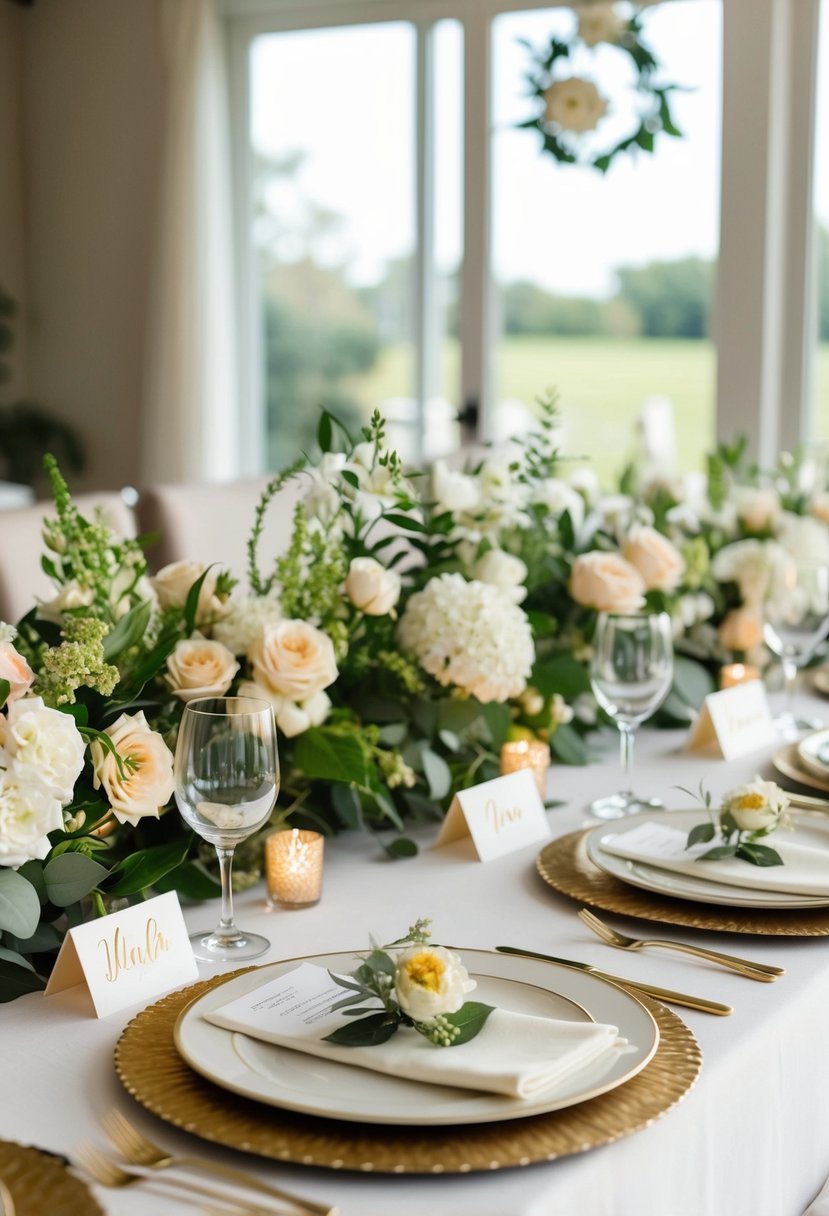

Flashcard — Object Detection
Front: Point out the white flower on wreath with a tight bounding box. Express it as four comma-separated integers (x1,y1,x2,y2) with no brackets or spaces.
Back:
542,76,608,135
577,3,626,48
0,770,63,868
394,944,476,1022
397,572,534,703
0,695,85,804
238,679,332,739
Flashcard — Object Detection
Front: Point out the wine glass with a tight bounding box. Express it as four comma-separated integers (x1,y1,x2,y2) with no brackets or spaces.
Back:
589,612,674,820
763,560,829,739
174,695,279,963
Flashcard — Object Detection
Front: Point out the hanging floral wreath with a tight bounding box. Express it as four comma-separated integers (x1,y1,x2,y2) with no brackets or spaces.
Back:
518,3,684,174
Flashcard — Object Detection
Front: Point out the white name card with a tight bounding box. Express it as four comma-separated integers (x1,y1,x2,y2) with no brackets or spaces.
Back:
686,680,777,761
434,767,551,862
44,891,198,1018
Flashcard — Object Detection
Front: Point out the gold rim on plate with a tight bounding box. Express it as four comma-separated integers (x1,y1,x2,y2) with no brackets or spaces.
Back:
538,830,829,936
0,1141,102,1216
115,967,700,1173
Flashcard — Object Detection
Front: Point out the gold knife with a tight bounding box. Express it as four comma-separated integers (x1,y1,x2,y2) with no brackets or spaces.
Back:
495,945,733,1015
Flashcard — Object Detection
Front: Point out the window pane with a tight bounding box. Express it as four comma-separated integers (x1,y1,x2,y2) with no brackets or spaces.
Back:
250,23,415,466
491,2,722,485
813,0,829,444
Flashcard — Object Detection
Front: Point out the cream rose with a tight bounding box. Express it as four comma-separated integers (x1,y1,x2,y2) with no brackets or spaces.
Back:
733,486,779,533
0,771,63,867
394,945,477,1022
151,561,229,626
36,580,95,624
0,641,34,706
569,551,646,614
345,558,402,616
717,607,764,653
2,696,85,803
542,77,608,134
622,525,685,592
248,620,338,702
432,460,482,514
723,777,789,834
473,549,528,604
90,711,175,826
578,3,626,47
165,635,239,703
237,679,332,739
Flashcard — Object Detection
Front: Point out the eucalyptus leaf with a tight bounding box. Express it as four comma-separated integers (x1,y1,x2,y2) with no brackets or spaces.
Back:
43,853,110,907
550,724,588,766
0,946,34,971
330,783,364,830
422,748,451,800
323,1012,399,1047
0,869,47,936
385,836,419,859
736,842,784,867
696,844,739,862
442,1000,495,1046
0,958,46,1003
687,822,716,848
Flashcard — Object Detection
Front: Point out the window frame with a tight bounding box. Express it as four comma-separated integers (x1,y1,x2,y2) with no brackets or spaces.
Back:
222,0,822,472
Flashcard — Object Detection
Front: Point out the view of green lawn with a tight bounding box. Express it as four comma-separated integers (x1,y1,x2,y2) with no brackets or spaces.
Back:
350,337,829,488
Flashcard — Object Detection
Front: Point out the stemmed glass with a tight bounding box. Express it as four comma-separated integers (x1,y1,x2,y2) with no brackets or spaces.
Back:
589,611,674,820
763,560,829,739
174,696,279,963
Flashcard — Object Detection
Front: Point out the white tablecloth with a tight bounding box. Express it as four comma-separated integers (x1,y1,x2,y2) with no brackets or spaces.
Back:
4,712,829,1216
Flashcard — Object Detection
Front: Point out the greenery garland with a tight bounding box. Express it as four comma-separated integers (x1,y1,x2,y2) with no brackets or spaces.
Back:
518,4,683,174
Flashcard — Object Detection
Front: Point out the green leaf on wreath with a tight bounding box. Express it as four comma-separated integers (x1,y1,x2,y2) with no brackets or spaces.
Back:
105,837,191,898
0,870,41,938
443,1001,496,1045
293,727,369,785
323,1011,400,1047
43,853,110,907
0,958,46,1003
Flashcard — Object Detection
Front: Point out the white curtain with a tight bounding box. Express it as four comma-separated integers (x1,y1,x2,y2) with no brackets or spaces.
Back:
141,0,239,484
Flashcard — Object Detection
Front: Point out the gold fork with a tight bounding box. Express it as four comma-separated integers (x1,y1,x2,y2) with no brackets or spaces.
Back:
103,1109,337,1216
578,908,784,980
75,1143,283,1215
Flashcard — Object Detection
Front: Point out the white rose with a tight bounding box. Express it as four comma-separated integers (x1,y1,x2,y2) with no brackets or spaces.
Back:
578,3,626,47
473,550,528,604
711,540,787,609
0,641,34,706
213,595,283,656
569,551,646,614
534,478,585,530
733,486,779,533
622,525,685,592
237,679,332,738
90,711,175,826
0,770,63,867
776,512,829,565
36,580,95,624
394,944,476,1022
568,467,600,505
723,777,789,834
345,558,402,616
542,76,608,134
432,460,482,514
249,620,338,703
2,696,85,804
151,561,229,627
165,635,239,703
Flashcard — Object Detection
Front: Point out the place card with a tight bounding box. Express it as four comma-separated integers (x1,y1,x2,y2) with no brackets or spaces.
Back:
435,767,551,862
686,680,777,761
44,891,198,1017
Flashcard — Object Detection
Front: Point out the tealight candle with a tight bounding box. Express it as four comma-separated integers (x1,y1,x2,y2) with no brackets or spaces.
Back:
265,829,324,909
500,739,551,798
720,663,761,689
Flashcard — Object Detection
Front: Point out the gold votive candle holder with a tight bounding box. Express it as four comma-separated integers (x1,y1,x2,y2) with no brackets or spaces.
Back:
500,739,551,798
720,662,761,689
265,829,324,909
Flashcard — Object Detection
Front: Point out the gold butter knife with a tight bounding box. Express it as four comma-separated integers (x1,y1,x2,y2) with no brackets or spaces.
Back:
495,945,733,1015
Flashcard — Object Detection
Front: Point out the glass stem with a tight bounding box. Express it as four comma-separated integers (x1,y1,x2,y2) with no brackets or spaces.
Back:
215,845,240,942
783,656,798,721
619,725,636,798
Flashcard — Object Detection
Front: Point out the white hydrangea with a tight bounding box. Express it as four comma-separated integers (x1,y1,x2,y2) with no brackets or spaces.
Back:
212,595,283,656
396,573,534,703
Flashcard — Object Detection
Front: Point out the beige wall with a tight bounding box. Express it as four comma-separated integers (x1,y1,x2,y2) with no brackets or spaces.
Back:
13,0,164,492
0,2,28,398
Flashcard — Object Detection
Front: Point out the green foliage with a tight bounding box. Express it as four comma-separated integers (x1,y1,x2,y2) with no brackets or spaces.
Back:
615,258,714,340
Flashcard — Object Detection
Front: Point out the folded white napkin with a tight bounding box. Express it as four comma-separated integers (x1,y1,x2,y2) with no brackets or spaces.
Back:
204,962,626,1100
601,821,829,897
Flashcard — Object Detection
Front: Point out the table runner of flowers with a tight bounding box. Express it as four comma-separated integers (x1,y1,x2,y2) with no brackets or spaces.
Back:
0,399,826,1002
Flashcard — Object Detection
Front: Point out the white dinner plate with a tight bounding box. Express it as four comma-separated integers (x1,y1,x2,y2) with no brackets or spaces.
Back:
586,811,829,909
773,744,829,794
174,949,658,1126
797,730,829,781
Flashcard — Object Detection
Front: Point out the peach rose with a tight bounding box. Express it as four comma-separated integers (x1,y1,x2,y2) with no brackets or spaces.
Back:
90,711,175,826
622,526,685,592
151,561,229,627
569,551,646,614
249,620,338,702
0,641,35,706
717,607,764,653
345,558,402,616
165,635,239,703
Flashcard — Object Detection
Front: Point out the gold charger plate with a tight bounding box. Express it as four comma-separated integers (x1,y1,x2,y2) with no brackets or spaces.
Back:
773,743,829,794
115,967,700,1174
0,1141,102,1216
538,830,829,936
